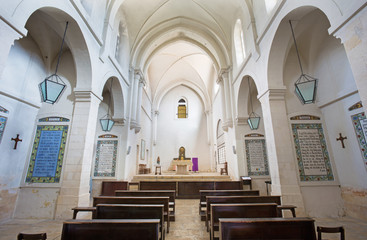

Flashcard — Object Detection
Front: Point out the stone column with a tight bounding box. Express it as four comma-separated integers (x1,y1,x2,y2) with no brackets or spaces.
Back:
152,110,159,145
134,72,146,133
130,69,144,133
258,88,305,216
0,19,23,78
218,68,233,131
55,90,101,219
129,70,139,130
334,7,367,114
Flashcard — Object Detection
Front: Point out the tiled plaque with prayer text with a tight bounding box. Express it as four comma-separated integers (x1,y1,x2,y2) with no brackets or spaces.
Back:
245,139,269,176
292,123,333,181
94,140,118,177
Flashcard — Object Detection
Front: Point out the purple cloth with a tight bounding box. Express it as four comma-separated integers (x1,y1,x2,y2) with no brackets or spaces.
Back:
192,158,198,171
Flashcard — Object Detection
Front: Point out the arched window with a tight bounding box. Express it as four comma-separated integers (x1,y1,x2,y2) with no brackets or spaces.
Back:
115,22,124,61
177,98,187,118
234,19,246,66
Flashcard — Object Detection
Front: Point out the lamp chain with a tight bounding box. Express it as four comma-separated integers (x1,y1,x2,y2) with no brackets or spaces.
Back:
289,20,304,75
54,21,69,75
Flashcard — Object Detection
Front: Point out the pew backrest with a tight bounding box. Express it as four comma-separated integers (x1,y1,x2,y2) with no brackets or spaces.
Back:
200,190,260,203
219,217,316,240
115,190,175,203
210,203,278,240
139,181,177,192
61,219,160,240
101,181,128,196
214,181,242,190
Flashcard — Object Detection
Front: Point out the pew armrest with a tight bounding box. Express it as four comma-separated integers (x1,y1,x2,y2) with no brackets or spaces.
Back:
277,205,297,217
72,207,96,219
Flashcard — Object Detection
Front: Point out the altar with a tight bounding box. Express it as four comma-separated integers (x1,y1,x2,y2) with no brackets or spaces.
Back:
172,146,192,175
172,160,193,175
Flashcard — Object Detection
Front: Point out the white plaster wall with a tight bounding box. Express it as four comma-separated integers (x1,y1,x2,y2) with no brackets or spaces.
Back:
139,90,153,169
155,85,210,171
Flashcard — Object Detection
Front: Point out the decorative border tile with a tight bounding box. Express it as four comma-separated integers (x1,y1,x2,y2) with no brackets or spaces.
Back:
0,115,7,143
94,140,118,177
348,101,363,111
0,106,9,114
98,134,118,138
26,125,68,183
290,115,320,120
39,116,70,122
351,112,367,170
291,123,334,181
245,139,269,176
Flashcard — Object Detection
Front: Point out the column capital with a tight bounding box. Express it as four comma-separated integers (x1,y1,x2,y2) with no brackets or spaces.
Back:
258,87,287,103
217,66,232,83
73,90,102,102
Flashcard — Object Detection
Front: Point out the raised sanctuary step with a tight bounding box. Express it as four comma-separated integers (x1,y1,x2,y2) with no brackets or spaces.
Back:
132,172,232,182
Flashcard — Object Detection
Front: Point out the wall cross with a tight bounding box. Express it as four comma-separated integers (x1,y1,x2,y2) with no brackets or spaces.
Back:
336,133,347,148
11,134,22,149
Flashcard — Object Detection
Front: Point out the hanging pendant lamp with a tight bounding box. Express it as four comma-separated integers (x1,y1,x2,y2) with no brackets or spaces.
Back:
100,79,115,132
247,77,260,130
289,20,318,104
39,22,68,104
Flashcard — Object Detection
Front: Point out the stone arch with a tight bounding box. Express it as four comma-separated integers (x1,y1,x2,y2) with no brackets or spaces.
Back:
153,79,210,113
6,2,93,90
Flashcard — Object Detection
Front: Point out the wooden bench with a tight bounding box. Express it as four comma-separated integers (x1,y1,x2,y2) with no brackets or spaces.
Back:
93,196,170,232
178,181,215,198
214,181,242,190
219,217,316,240
115,190,176,221
61,219,160,240
101,181,128,196
210,203,278,240
199,190,260,220
139,181,177,194
205,195,284,231
95,204,165,240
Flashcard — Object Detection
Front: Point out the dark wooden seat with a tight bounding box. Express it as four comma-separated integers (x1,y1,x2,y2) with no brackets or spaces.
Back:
93,196,170,232
17,233,47,240
61,219,160,240
139,181,177,193
214,181,242,190
71,206,96,219
199,190,260,220
219,217,316,240
205,195,283,231
95,204,165,240
178,181,215,199
317,226,345,240
115,190,176,221
101,181,128,196
210,203,278,240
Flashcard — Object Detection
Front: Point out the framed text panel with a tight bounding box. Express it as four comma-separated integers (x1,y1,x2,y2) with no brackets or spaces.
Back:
245,139,269,176
26,125,68,183
94,140,118,177
351,112,367,170
291,123,334,181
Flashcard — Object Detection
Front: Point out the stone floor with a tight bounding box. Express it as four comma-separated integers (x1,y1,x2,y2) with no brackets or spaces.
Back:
1,199,367,240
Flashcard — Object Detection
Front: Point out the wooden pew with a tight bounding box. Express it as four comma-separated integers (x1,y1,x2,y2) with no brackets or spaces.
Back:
139,181,177,193
219,217,316,240
199,190,260,220
205,195,283,231
210,203,278,240
214,181,242,190
95,204,165,240
178,181,215,198
101,181,128,196
93,196,170,232
61,219,160,240
115,190,176,221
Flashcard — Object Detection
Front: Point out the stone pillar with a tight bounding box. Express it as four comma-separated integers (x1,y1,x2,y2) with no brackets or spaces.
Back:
0,19,23,78
258,88,305,216
130,69,144,133
334,7,367,114
55,90,101,219
152,110,159,145
218,68,233,131
134,72,146,133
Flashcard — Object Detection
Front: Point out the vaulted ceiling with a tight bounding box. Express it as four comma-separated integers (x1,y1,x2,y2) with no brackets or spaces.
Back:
117,0,248,103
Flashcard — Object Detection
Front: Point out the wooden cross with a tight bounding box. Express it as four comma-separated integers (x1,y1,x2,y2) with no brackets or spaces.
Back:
336,133,347,148
11,134,22,149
